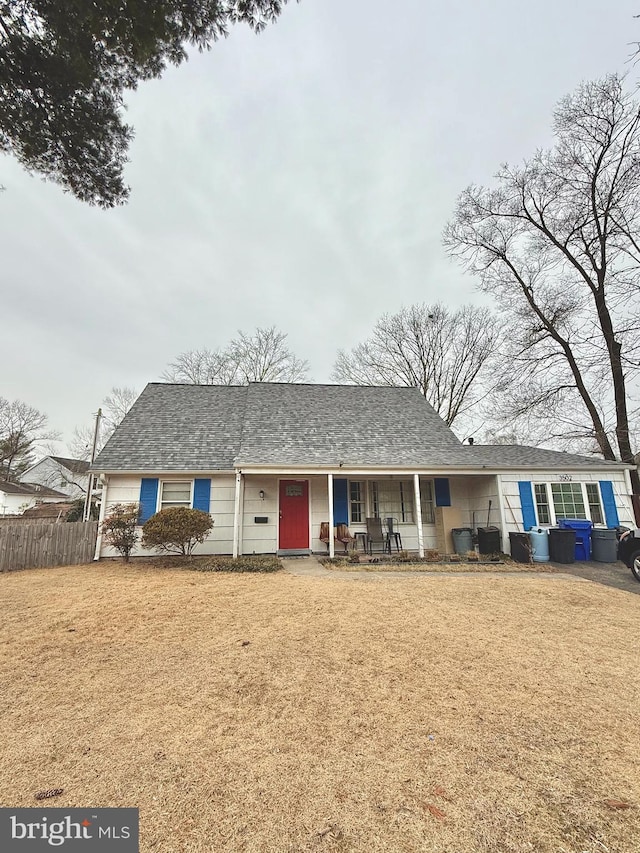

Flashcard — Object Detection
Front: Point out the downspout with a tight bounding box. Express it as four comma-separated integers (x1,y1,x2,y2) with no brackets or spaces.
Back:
328,473,335,558
93,475,109,561
413,474,424,558
233,471,242,559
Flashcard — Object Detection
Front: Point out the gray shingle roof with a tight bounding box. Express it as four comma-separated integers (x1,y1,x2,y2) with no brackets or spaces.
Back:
0,479,67,498
91,382,631,473
50,456,90,474
93,384,247,472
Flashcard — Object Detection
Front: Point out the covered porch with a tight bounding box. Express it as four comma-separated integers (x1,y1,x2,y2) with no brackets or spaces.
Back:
231,470,505,558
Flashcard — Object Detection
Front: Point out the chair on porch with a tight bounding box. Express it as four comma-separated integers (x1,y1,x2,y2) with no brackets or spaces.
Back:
319,522,331,553
335,523,355,554
385,517,403,552
366,517,389,555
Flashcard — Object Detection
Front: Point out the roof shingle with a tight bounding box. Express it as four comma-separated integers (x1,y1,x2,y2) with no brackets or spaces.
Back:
91,383,630,473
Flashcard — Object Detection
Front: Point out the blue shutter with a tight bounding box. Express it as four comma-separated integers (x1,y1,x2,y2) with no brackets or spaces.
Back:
193,478,211,513
599,480,620,527
333,478,349,524
518,481,536,530
434,478,451,507
139,478,159,524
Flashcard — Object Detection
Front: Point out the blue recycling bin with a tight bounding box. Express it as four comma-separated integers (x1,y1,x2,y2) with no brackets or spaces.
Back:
558,519,593,561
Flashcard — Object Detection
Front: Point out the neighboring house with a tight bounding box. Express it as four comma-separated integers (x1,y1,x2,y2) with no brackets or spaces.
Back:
91,383,636,560
20,456,90,500
0,480,68,516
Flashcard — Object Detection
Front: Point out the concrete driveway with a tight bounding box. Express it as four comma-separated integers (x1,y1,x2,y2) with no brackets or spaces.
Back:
556,559,640,595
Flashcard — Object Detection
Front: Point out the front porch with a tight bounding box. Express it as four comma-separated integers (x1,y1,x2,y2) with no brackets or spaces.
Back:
232,471,505,558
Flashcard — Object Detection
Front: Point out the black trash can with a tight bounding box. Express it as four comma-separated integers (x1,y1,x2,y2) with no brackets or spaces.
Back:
591,528,618,562
548,528,575,564
478,526,501,555
451,527,473,555
509,532,531,563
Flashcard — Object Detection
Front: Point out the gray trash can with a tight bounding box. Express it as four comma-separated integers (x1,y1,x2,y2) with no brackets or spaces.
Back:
591,528,618,562
451,527,473,555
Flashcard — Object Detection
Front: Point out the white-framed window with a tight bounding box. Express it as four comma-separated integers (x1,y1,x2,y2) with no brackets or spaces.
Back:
350,481,364,523
369,480,414,523
533,482,604,526
160,481,192,510
419,479,435,524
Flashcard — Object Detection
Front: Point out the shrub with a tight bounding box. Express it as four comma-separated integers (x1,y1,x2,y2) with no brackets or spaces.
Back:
142,507,213,557
101,503,139,562
192,555,282,573
65,497,99,522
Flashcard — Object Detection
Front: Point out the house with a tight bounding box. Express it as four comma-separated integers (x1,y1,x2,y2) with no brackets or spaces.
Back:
91,383,636,560
0,480,68,516
20,456,91,500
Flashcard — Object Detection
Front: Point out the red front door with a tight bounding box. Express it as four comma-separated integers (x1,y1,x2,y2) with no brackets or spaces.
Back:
279,480,309,550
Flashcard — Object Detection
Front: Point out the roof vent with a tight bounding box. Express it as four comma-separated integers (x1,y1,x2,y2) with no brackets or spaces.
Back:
467,437,474,446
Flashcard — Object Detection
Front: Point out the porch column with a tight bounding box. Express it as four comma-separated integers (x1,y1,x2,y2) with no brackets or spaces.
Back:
495,475,507,552
328,473,335,558
93,475,109,561
232,470,242,559
413,474,424,558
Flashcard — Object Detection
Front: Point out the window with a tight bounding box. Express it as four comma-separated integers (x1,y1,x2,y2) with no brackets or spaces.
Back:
160,481,192,510
585,483,604,524
550,483,586,519
350,481,364,523
534,484,551,525
420,479,435,524
369,480,414,523
532,481,605,526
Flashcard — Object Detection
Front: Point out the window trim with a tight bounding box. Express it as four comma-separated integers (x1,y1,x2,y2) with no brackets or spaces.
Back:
532,481,604,527
158,479,194,511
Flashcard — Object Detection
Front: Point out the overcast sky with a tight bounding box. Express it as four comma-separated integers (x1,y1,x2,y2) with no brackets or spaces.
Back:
0,0,637,452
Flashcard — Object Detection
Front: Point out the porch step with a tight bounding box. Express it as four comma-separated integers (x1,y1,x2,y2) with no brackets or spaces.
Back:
277,549,312,557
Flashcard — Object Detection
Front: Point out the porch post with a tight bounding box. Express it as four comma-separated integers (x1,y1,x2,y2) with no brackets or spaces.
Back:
413,474,424,558
495,474,507,552
328,473,335,558
232,470,242,559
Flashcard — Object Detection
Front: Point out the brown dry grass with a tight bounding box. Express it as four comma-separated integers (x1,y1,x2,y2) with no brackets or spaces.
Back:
1,563,639,853
324,561,559,573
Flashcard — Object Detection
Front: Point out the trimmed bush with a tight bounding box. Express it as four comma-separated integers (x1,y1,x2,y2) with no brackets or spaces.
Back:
101,503,139,562
192,555,282,573
142,507,213,557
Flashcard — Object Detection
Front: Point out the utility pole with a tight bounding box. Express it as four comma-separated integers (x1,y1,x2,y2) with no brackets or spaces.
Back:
83,408,102,523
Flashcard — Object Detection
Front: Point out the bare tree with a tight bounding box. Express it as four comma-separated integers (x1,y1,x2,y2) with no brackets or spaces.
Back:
444,74,640,490
0,398,54,480
332,303,500,429
69,386,138,460
162,327,309,385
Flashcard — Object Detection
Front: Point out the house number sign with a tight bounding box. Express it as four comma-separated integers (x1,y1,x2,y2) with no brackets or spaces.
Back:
558,474,573,482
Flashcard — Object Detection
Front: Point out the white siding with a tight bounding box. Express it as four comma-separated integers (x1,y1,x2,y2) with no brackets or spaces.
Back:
100,473,237,558
21,458,89,499
499,469,634,554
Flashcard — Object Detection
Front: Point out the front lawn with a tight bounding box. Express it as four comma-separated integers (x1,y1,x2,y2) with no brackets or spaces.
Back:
0,564,638,852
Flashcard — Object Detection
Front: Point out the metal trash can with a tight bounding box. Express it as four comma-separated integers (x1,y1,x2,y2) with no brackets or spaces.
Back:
509,532,531,563
548,528,575,564
529,527,550,562
477,526,501,555
559,519,593,560
451,527,473,555
591,528,618,562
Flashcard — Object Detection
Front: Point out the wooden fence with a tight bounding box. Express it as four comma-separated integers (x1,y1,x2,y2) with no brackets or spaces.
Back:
0,521,98,572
